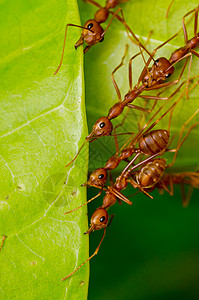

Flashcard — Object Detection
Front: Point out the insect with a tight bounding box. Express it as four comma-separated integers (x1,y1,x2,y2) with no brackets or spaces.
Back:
61,106,198,280
54,0,143,75
61,82,199,280
64,7,199,170
82,76,197,189
64,83,183,214
118,108,199,197
88,5,199,134
64,75,198,216
62,169,132,281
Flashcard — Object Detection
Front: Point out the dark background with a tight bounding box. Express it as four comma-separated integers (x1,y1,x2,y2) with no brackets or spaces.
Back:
88,186,199,300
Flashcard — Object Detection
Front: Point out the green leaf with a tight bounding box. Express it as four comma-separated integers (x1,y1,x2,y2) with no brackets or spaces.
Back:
0,0,89,299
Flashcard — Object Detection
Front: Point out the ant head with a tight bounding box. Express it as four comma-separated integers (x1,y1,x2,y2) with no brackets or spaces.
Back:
86,117,113,140
84,207,108,234
153,57,174,80
82,168,108,187
94,8,109,23
75,19,104,49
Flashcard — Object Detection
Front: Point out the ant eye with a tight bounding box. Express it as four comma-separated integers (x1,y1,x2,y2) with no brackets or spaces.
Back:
87,23,93,30
98,174,104,179
100,216,106,222
99,37,104,43
165,73,171,78
155,59,159,64
100,122,105,128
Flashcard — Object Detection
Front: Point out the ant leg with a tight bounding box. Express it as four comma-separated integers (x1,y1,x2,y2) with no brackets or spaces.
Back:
126,104,150,112
61,228,106,280
159,178,174,196
84,45,92,53
123,151,163,177
193,6,199,37
167,110,199,168
139,187,153,199
109,187,132,205
127,177,153,199
138,77,187,101
191,50,199,58
182,185,194,207
54,24,94,75
65,140,87,168
128,52,141,91
0,235,7,252
111,44,129,101
64,189,103,214
165,0,175,19
84,0,102,9
182,6,199,43
128,30,153,90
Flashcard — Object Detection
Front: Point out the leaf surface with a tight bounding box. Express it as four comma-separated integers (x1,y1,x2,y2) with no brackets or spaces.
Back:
0,0,89,299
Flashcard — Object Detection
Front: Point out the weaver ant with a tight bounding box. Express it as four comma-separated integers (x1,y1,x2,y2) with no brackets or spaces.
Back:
61,87,198,280
65,75,198,213
64,7,199,169
54,0,145,75
115,104,198,198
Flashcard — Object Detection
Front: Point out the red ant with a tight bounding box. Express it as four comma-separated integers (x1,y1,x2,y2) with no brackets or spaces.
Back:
54,0,143,75
65,77,198,213
64,82,185,214
61,86,198,280
118,107,199,197
64,7,199,168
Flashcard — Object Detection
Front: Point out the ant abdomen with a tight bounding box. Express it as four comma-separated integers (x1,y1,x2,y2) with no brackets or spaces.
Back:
136,158,167,188
139,130,170,156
